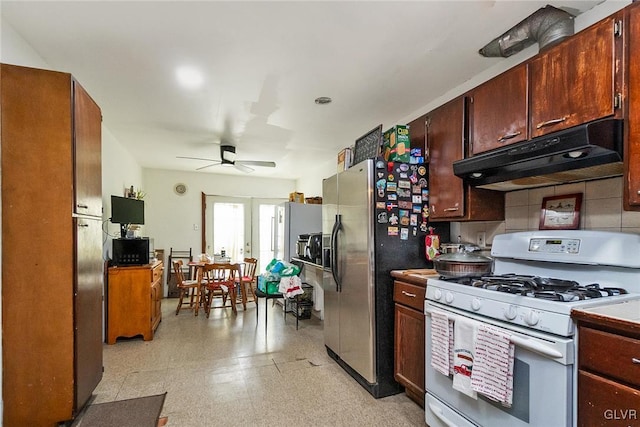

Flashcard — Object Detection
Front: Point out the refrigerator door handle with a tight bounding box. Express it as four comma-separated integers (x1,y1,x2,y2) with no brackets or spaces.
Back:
331,214,342,291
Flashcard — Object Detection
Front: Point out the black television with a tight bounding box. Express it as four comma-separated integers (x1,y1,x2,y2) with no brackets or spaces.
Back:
111,195,145,237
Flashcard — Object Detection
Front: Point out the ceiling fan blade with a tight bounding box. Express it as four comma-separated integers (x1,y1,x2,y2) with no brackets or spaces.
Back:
233,163,254,173
177,156,217,162
236,160,276,168
196,162,221,171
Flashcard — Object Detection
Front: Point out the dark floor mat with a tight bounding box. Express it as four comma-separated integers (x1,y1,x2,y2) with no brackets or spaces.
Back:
71,393,166,427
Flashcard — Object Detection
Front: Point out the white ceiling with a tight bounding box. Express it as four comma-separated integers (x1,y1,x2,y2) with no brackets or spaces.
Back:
1,1,605,179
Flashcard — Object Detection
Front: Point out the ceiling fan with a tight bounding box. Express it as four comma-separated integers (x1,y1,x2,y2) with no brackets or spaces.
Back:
178,116,277,173
178,144,276,173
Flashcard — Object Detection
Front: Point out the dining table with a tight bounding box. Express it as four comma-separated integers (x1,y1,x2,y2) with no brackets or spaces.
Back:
187,258,242,315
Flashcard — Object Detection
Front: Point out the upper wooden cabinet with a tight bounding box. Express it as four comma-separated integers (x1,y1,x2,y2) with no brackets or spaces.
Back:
469,64,528,155
529,13,623,138
625,3,640,209
426,98,464,220
407,114,427,159
73,81,102,217
426,97,504,221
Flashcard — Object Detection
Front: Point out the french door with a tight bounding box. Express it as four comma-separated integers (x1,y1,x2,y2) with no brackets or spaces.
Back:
204,196,283,271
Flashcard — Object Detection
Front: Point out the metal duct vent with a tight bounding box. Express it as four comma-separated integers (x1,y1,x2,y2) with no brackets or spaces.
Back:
479,5,574,57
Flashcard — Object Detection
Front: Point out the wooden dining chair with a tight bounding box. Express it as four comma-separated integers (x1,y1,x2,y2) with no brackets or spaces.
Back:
236,257,258,311
202,263,241,317
173,260,201,315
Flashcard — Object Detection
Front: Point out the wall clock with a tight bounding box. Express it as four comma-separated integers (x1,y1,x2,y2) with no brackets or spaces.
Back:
174,183,187,195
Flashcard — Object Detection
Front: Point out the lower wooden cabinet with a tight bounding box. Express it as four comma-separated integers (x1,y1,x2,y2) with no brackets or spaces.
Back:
107,261,164,344
573,311,640,427
393,280,426,407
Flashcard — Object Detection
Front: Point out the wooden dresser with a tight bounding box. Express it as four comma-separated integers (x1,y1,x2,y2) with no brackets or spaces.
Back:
107,261,164,344
572,301,640,427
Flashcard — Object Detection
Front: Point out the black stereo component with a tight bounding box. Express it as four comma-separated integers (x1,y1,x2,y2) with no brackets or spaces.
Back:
112,238,149,266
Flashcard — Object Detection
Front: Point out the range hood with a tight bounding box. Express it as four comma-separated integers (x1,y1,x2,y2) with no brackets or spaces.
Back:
453,118,623,191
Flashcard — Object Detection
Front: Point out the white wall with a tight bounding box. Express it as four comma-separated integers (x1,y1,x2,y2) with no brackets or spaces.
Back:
101,126,145,255
0,19,49,69
142,167,296,257
295,157,336,197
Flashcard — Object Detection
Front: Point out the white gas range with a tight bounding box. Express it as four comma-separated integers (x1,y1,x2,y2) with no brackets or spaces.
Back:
424,230,640,427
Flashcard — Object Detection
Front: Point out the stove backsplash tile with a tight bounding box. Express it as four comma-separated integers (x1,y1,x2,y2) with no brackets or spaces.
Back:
453,176,640,247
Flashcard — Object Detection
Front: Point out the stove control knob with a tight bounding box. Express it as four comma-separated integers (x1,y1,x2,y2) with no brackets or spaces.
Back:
525,310,540,326
445,292,454,304
471,298,482,311
504,305,518,320
433,289,442,301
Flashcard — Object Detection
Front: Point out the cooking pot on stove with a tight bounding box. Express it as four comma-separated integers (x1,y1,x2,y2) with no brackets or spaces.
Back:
433,250,494,278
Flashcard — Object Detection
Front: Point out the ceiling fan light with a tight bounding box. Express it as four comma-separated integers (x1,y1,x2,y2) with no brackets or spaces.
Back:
220,145,236,162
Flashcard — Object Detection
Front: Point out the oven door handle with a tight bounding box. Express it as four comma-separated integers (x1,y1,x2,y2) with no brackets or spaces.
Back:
509,335,563,359
426,308,563,359
428,402,459,427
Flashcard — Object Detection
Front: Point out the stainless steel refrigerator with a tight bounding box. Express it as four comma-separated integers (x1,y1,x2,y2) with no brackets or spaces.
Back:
322,158,449,398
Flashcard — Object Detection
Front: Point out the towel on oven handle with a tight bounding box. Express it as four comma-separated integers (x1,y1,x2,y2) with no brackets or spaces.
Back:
452,317,478,399
430,310,452,376
471,324,515,406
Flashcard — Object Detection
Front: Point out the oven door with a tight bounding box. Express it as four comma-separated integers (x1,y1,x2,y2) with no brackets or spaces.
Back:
425,301,574,427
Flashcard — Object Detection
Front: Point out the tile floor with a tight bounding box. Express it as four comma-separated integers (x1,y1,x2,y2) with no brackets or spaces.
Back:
95,299,426,426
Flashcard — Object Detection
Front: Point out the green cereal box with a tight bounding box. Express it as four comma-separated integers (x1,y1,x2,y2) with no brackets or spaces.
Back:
383,125,410,162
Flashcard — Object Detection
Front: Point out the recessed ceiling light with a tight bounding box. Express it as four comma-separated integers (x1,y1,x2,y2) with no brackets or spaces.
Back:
176,66,204,89
315,96,332,105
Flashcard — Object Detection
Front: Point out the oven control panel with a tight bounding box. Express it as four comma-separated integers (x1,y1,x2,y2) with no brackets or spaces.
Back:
528,238,580,254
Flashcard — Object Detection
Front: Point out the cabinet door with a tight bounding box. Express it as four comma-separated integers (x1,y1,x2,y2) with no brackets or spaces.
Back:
75,218,104,412
394,303,425,407
470,64,528,155
73,80,102,217
426,97,505,221
578,370,640,427
426,98,465,219
626,3,640,208
408,114,427,159
529,15,620,138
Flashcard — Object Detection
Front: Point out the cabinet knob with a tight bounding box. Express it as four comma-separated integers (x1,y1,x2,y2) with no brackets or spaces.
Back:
77,203,89,209
401,290,416,298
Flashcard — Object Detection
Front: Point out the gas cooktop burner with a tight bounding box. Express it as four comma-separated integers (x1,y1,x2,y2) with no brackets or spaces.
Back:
447,274,627,302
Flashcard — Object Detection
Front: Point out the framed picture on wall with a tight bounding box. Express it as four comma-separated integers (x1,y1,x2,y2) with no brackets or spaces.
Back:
539,193,583,230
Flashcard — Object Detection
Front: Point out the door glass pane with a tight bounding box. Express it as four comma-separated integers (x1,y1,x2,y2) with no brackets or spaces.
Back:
213,202,244,261
206,196,285,269
257,204,277,272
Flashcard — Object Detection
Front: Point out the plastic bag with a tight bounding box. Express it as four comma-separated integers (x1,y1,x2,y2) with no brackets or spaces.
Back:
263,258,300,278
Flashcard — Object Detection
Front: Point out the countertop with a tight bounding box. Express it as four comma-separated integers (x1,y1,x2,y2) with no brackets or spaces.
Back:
572,299,640,335
291,257,324,269
390,269,440,287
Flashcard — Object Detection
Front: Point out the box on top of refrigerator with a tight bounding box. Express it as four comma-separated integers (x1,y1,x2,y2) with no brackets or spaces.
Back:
337,147,353,171
383,125,410,162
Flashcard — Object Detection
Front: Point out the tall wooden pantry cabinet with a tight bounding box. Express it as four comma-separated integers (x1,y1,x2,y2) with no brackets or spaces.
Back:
1,64,104,426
